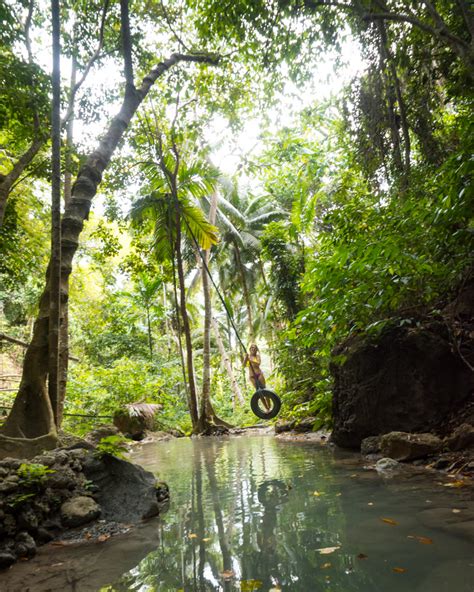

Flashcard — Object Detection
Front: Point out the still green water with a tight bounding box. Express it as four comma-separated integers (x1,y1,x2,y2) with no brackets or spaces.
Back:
1,435,473,591
120,435,473,592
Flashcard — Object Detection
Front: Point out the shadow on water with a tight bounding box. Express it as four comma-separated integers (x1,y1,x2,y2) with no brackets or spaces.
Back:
1,435,473,591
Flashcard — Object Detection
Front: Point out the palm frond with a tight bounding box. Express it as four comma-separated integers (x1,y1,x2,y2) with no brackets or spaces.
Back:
181,202,219,250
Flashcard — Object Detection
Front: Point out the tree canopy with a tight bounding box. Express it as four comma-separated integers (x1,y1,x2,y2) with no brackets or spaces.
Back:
0,0,472,443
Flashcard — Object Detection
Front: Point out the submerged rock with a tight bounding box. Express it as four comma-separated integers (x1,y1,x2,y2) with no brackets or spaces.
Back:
375,457,400,474
380,431,442,461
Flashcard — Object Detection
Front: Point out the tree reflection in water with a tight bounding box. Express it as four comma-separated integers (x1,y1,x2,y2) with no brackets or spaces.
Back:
107,436,472,592
109,437,363,591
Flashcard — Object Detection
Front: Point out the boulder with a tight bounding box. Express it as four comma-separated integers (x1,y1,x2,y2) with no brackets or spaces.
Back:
331,321,474,448
85,424,120,445
114,409,155,440
275,420,295,434
361,436,381,455
60,496,101,528
446,423,474,451
375,457,400,473
82,453,166,522
380,431,442,461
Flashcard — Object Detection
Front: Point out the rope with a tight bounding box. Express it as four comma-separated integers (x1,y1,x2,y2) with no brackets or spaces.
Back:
180,214,263,389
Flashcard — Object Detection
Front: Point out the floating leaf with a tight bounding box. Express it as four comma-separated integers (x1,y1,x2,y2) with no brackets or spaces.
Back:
443,480,467,488
321,562,332,569
357,553,368,560
452,508,462,513
381,517,398,526
336,493,342,497
313,491,322,497
317,546,340,554
240,579,263,591
367,502,374,506
202,537,211,542
188,533,198,539
407,535,433,545
392,567,407,573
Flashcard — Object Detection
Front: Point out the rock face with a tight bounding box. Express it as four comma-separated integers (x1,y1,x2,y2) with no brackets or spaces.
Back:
446,423,474,451
331,321,474,448
82,453,165,522
380,431,443,461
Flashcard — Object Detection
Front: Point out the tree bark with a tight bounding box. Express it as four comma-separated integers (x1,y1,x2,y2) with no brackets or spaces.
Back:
175,216,199,429
196,193,232,432
1,52,218,450
233,240,254,340
0,137,46,227
48,0,62,425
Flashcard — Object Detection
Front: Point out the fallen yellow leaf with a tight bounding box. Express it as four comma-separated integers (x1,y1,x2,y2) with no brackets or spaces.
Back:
97,534,110,543
317,546,340,554
313,491,322,497
202,537,211,542
188,533,198,539
443,480,467,488
240,579,263,591
392,567,407,573
367,502,374,506
452,508,462,513
321,562,332,569
381,517,398,526
411,535,433,544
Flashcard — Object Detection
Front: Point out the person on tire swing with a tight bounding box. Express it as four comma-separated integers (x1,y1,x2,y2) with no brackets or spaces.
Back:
244,344,272,412
244,343,266,390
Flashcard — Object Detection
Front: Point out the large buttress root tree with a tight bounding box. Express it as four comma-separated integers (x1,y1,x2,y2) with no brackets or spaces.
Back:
0,39,218,457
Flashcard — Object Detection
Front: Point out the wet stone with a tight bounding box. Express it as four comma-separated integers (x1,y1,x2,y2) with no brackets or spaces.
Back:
60,495,101,528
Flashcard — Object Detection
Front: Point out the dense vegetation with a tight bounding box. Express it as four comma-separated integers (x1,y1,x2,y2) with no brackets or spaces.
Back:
0,0,472,439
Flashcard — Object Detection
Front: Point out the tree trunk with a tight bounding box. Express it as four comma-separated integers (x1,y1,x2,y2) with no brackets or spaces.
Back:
175,216,199,430
196,193,232,433
212,317,245,408
0,52,218,454
0,137,46,227
58,54,77,427
233,240,254,340
48,0,62,425
377,20,411,179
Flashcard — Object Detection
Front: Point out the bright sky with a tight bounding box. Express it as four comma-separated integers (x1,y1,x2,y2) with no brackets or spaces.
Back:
206,37,365,177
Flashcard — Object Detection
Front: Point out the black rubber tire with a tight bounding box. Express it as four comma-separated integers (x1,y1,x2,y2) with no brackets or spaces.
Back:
250,389,282,420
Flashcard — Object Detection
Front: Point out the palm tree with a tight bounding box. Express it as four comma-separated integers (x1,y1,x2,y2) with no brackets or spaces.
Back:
131,150,218,432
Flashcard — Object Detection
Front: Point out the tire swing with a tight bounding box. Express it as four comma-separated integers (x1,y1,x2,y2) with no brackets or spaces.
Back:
250,386,281,420
184,220,282,421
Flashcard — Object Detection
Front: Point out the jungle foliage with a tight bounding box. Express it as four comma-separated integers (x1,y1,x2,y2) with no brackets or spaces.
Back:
0,0,472,436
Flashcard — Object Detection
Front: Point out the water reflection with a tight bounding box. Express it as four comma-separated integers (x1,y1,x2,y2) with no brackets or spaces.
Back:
2,436,472,591
110,436,473,591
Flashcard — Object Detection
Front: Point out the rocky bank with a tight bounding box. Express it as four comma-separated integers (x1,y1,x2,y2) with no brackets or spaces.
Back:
0,443,169,570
